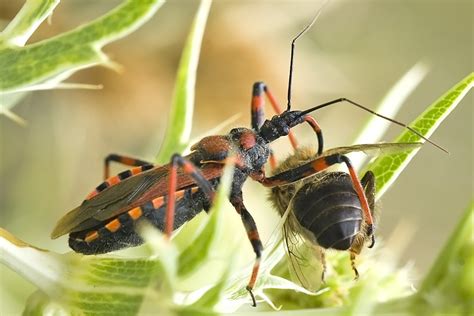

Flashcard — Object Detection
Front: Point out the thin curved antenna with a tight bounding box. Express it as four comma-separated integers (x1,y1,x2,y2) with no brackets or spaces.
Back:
300,97,449,153
286,0,330,111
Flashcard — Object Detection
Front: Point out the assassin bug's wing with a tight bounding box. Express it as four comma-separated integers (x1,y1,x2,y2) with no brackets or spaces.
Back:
320,142,422,158
51,167,167,239
51,163,224,239
283,209,324,292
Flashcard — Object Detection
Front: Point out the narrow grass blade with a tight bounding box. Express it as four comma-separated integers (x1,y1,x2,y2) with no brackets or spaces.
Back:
156,0,212,163
365,72,473,198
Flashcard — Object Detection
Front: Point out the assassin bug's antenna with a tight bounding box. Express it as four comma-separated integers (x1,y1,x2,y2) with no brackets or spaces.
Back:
287,0,330,111
300,98,449,153
283,1,447,154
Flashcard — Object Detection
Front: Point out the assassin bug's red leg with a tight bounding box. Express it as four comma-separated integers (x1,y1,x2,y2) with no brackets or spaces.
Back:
251,82,297,171
304,116,323,155
230,192,263,307
251,82,298,149
84,163,155,201
258,153,375,237
251,82,324,163
268,149,278,170
166,154,215,237
104,153,153,179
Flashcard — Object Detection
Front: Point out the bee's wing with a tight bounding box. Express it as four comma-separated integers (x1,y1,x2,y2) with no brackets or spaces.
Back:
283,211,324,292
321,142,422,158
51,163,224,239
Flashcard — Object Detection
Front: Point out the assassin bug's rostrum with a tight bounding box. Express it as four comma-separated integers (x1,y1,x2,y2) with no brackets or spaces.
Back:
51,7,446,307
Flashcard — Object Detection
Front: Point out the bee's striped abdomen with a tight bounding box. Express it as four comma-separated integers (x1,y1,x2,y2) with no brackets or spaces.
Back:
292,172,364,251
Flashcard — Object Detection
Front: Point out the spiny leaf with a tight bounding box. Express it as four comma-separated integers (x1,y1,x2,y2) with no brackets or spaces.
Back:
365,72,473,198
156,0,212,163
0,0,165,94
0,0,60,47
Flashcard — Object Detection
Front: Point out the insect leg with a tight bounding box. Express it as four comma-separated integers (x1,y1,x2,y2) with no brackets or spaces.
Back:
251,82,300,148
303,115,323,155
104,154,153,179
251,82,298,170
258,153,374,239
254,81,324,153
350,251,360,279
230,192,263,307
361,171,376,248
320,248,327,283
84,163,155,202
166,154,215,237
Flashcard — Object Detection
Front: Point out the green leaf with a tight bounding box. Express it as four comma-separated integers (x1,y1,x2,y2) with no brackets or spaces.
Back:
365,72,473,198
177,157,233,277
0,0,60,47
0,0,164,94
372,202,474,315
156,0,212,163
0,227,174,315
417,202,474,311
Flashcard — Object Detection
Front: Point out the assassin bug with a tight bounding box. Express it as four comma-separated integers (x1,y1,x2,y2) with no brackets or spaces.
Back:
51,6,445,307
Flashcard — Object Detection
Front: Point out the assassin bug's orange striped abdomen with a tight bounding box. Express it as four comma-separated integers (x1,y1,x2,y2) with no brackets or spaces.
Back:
69,187,202,254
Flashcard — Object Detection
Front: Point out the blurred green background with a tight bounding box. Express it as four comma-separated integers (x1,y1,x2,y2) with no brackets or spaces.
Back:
1,0,472,314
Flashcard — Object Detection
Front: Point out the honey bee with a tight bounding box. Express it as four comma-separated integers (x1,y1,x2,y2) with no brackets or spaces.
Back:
269,142,420,289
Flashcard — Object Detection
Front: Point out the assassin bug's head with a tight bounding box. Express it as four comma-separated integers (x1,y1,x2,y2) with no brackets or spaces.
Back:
258,110,305,144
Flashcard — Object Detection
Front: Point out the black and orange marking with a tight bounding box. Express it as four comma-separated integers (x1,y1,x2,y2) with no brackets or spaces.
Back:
230,195,263,307
70,186,203,254
303,115,323,155
251,82,300,150
84,164,154,202
166,155,215,237
104,154,152,179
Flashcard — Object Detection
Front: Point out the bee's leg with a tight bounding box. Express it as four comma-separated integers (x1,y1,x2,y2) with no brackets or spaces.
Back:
230,192,263,307
166,154,215,237
104,154,153,179
258,153,374,239
350,251,360,280
320,248,327,283
361,171,376,248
